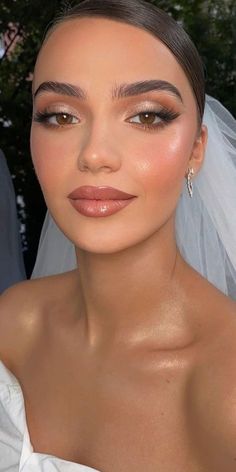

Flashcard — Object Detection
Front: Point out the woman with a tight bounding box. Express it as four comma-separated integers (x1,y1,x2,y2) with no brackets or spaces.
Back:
0,0,236,470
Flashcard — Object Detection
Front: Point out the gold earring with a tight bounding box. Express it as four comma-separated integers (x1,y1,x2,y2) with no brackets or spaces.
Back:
186,168,194,198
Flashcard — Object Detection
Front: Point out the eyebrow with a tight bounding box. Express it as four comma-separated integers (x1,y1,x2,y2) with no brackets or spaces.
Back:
112,80,183,102
33,81,86,100
33,79,183,103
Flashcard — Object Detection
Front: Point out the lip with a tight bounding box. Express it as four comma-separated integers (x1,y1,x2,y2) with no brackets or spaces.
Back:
68,186,136,218
68,186,136,200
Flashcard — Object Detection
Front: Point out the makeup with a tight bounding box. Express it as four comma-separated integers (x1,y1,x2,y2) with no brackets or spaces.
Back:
68,186,136,217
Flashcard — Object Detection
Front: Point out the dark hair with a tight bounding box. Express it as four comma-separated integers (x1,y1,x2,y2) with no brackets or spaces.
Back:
45,0,205,124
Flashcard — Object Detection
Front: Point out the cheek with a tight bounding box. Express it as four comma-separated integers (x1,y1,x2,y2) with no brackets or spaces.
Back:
131,128,193,199
30,126,73,194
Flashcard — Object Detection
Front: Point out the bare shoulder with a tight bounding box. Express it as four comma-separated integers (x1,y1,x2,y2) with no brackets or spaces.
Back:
188,289,236,468
181,262,236,465
0,271,77,370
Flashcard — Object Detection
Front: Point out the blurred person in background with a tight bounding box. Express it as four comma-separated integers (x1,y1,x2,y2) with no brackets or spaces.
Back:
0,149,26,293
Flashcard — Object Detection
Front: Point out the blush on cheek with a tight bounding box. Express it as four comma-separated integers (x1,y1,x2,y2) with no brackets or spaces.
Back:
134,127,194,196
31,131,70,191
135,146,188,195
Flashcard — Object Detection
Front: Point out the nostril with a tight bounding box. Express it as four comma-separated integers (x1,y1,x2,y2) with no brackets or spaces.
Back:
78,161,89,172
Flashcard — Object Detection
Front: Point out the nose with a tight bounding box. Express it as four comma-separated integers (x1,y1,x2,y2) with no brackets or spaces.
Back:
77,124,122,174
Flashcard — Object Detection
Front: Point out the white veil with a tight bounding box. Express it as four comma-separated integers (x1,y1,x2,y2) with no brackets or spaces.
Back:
31,95,236,299
176,96,236,298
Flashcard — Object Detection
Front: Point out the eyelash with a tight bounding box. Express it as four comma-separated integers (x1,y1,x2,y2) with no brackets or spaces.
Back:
33,108,180,131
33,111,78,127
127,108,180,130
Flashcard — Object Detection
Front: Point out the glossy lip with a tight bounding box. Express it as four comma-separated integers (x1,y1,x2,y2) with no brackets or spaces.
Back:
68,186,137,218
68,186,136,200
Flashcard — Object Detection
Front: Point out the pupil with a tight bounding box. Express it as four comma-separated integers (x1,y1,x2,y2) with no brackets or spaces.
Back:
140,112,156,124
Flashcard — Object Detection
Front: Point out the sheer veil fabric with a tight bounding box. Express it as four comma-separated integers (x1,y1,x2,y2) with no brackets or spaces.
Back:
176,96,236,299
31,96,236,299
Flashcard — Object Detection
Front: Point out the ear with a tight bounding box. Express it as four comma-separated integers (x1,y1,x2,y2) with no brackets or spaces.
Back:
186,125,208,176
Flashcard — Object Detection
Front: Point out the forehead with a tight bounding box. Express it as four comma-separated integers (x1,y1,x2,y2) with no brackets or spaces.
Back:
34,17,191,98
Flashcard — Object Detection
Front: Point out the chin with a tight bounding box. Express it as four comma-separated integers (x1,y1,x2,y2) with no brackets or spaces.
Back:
71,233,139,255
49,200,176,256
65,223,163,257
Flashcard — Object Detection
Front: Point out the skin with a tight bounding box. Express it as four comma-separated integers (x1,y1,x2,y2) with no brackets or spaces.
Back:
1,17,236,472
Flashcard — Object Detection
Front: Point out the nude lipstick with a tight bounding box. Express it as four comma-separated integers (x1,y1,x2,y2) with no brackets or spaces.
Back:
68,186,136,217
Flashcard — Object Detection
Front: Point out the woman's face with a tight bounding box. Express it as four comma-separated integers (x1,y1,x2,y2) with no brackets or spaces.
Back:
31,17,206,253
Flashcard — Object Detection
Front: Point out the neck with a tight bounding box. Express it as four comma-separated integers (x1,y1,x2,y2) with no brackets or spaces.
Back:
74,219,191,349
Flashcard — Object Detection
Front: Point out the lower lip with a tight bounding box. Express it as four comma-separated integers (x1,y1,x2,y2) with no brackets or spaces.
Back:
69,198,135,217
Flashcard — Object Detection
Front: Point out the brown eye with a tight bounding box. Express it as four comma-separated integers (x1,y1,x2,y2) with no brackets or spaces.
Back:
128,111,161,127
33,110,79,127
56,113,74,125
139,112,158,125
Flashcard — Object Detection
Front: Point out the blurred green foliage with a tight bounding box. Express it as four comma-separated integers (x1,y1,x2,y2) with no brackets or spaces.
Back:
0,0,235,275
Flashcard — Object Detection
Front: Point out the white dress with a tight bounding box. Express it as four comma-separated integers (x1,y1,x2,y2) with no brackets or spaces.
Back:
0,361,100,471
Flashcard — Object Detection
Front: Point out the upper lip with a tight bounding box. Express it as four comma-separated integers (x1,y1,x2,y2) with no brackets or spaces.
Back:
68,186,136,200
